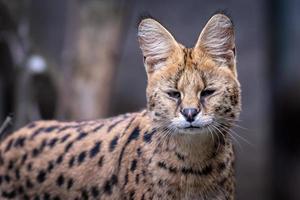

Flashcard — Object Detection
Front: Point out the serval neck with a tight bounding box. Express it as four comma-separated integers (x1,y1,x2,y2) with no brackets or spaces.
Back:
143,111,231,165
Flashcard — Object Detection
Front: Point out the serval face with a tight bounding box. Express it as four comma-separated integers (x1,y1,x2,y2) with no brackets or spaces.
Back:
138,14,241,135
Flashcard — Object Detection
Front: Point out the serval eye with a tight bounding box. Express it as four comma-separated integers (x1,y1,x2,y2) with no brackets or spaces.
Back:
167,90,181,99
201,89,215,97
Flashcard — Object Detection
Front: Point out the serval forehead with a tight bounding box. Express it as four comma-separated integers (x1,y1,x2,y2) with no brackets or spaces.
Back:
163,47,216,86
150,46,218,88
168,46,217,71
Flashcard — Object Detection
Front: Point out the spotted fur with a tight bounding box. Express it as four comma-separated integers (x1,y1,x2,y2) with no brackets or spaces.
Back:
0,13,240,200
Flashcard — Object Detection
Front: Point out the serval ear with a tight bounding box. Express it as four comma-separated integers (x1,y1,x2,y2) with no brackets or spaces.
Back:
138,18,180,74
195,14,236,75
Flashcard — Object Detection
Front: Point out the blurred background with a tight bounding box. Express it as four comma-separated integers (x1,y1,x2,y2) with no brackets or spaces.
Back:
0,0,300,199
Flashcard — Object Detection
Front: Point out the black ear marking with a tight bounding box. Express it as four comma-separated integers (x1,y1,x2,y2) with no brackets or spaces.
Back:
136,12,157,28
211,9,234,26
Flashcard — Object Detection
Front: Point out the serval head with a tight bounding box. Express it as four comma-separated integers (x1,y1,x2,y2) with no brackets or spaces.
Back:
138,13,241,135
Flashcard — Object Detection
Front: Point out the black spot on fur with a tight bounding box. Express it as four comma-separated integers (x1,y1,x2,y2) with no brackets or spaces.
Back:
77,132,88,141
64,141,73,152
103,174,118,194
47,161,54,172
57,126,71,133
158,179,164,186
60,134,71,143
4,138,14,152
78,151,86,164
143,129,155,143
69,156,75,167
81,189,89,200
2,190,16,198
181,167,195,175
93,124,104,132
30,127,44,139
37,170,47,183
224,107,232,114
149,101,155,110
107,119,124,132
137,147,142,157
98,156,104,167
181,165,212,176
53,196,61,200
109,136,119,152
90,141,101,158
26,179,34,188
215,106,222,112
168,166,177,174
157,161,177,174
39,139,48,151
7,160,14,170
48,138,58,148
15,169,20,180
32,148,40,157
27,122,36,129
124,171,129,186
157,161,167,169
175,152,185,161
21,154,28,164
43,192,51,200
126,127,140,144
117,126,140,168
44,125,59,133
14,136,26,147
91,186,100,197
4,174,10,183
18,185,24,194
103,181,111,194
67,178,74,190
56,174,65,186
154,112,161,117
56,154,64,164
135,174,140,184
27,162,32,171
129,190,135,200
130,159,137,171
218,162,226,172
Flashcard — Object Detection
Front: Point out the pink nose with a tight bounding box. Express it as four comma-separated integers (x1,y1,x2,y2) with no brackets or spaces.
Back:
181,108,199,122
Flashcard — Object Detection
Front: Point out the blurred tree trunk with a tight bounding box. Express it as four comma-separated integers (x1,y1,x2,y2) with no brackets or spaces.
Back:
0,0,29,128
59,0,130,120
0,0,132,130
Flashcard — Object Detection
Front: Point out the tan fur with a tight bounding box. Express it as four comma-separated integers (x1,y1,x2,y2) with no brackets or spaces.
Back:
0,13,240,200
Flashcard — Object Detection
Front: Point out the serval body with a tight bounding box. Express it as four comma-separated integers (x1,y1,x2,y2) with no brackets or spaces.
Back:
0,13,240,200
